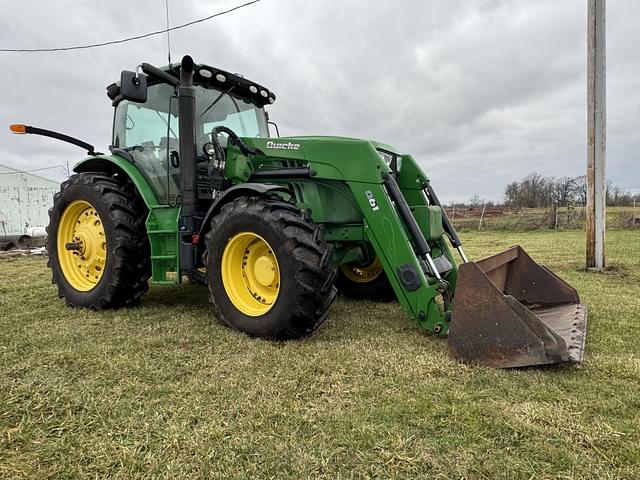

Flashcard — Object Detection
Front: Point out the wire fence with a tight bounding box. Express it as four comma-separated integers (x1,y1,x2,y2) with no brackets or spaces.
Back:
447,205,640,231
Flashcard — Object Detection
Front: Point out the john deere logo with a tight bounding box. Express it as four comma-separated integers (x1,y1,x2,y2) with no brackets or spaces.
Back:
266,141,300,150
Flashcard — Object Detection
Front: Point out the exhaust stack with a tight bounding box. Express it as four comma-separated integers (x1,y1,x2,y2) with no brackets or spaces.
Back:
178,55,197,273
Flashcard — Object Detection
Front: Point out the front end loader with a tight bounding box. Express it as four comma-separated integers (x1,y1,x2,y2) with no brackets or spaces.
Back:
10,55,587,368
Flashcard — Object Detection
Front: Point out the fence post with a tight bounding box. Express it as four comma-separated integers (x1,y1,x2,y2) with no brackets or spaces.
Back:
478,203,487,231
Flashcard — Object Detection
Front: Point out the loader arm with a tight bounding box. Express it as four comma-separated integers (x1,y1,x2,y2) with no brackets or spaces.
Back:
346,177,454,335
340,152,460,335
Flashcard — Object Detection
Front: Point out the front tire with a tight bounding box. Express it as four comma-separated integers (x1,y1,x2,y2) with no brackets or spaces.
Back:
47,172,150,309
205,196,337,340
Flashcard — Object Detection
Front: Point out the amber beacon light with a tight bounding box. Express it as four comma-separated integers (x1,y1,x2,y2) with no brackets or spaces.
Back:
9,124,27,134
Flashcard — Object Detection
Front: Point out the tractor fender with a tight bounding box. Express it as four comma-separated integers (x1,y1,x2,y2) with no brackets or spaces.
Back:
73,154,160,208
198,183,291,240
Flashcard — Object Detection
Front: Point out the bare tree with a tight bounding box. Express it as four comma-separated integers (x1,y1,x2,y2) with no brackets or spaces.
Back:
518,173,549,208
572,176,587,205
468,194,484,208
504,182,519,207
605,182,635,206
502,173,634,208
554,176,577,205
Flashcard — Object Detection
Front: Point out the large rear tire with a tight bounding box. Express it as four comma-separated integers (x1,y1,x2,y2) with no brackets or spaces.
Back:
205,196,337,340
336,257,396,302
47,172,150,309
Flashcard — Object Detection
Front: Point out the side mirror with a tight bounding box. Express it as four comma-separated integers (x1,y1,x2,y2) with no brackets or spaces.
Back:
120,71,147,103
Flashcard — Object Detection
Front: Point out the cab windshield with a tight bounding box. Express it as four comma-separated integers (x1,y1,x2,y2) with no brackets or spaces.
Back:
112,82,268,203
198,87,268,145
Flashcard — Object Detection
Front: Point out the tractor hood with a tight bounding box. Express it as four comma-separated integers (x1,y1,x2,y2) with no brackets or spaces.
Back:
238,136,399,183
278,136,398,155
249,135,398,156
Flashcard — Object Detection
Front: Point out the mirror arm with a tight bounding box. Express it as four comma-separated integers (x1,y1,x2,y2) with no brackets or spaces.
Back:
140,63,180,87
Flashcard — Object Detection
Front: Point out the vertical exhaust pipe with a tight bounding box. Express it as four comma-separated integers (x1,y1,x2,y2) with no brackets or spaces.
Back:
178,55,197,273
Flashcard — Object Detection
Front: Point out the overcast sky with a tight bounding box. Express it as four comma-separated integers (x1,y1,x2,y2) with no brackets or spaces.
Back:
0,0,638,202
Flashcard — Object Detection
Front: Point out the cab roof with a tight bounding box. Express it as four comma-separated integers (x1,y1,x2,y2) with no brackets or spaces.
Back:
106,62,276,108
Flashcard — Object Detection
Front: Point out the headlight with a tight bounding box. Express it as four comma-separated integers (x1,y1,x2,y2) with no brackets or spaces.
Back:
203,142,216,156
377,149,394,166
377,149,401,172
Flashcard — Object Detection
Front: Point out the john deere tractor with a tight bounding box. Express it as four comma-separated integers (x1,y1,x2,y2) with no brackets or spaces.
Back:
11,56,587,368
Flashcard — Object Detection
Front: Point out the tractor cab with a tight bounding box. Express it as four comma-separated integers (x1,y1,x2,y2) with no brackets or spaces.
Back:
106,63,274,204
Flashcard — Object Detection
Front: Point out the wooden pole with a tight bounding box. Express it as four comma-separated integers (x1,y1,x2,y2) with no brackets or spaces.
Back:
478,203,486,231
586,0,606,270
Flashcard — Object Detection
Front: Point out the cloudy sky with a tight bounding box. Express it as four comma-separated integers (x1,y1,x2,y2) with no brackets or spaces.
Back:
0,0,638,203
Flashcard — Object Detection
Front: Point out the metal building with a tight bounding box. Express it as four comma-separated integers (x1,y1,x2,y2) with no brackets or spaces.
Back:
0,163,59,236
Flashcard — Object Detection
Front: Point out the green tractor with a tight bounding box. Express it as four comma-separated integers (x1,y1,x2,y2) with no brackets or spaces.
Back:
11,56,587,368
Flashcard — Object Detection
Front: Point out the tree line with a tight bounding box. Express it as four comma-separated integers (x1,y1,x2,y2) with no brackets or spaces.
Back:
501,173,638,209
454,173,639,209
504,173,585,208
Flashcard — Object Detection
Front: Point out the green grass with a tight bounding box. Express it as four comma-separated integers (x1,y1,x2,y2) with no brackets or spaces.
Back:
1,230,639,479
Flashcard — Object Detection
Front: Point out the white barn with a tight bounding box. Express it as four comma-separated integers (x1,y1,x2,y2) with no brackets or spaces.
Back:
0,164,60,236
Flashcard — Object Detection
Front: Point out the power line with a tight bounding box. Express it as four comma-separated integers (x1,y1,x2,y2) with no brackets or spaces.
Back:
0,165,65,175
0,0,261,53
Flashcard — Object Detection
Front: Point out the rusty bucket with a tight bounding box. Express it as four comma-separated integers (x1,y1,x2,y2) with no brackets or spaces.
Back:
448,246,587,368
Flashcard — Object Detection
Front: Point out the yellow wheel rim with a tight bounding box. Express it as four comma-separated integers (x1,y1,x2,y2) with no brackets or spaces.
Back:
56,200,107,291
340,257,383,283
221,232,280,316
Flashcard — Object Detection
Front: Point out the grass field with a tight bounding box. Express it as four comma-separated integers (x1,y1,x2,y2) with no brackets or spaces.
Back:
1,230,639,479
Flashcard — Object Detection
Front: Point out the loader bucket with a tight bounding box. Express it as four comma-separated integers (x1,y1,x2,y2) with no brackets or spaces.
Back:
448,246,587,368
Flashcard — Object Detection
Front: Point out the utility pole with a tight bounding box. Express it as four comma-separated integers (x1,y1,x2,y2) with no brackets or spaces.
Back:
586,0,606,270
